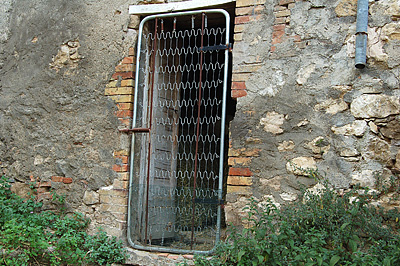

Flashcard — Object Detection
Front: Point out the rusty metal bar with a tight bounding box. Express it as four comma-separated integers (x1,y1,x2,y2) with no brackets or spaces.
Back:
119,128,150,133
144,17,159,244
190,12,206,249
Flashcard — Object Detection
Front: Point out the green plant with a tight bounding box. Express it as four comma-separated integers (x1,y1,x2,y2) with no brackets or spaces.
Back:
0,176,126,265
194,172,400,266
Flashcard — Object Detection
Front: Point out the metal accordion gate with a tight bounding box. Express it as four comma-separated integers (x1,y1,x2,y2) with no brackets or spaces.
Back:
127,9,230,254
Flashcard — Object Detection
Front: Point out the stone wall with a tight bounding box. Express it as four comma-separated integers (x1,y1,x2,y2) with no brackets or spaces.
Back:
0,0,141,240
226,0,400,225
1,0,400,264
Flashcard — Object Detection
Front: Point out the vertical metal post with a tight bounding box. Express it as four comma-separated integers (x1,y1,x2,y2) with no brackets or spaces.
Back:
191,12,205,249
216,10,230,247
144,17,159,243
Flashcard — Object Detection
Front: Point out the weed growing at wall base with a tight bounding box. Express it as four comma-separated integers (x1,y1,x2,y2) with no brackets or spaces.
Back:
192,176,400,266
0,176,126,266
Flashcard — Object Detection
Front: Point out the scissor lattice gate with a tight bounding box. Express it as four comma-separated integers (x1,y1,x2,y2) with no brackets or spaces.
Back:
127,10,230,253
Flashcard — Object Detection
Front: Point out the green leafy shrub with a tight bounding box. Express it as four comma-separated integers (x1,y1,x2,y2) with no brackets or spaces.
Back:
194,175,400,266
0,176,126,266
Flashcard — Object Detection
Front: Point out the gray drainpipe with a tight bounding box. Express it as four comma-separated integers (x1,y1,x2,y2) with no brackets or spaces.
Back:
355,0,369,69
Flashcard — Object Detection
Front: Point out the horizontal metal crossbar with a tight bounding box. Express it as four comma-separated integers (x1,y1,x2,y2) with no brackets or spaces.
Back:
199,43,232,52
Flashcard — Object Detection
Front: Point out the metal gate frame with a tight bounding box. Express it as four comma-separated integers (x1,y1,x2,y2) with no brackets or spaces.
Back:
127,9,230,254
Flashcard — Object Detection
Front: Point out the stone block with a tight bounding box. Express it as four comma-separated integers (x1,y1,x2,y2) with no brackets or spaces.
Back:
83,190,100,205
128,15,141,29
335,0,357,17
351,94,400,119
381,120,400,139
260,111,285,135
331,120,368,137
286,157,317,176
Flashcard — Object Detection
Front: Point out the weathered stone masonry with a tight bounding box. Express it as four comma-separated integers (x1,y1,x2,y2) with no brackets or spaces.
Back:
2,0,400,264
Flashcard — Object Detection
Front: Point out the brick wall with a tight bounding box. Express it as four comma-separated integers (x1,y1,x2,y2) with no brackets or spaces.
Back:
100,48,136,238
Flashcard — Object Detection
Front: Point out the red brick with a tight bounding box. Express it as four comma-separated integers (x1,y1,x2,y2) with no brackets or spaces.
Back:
228,167,253,177
112,72,135,80
272,35,285,45
273,24,286,31
62,177,73,184
128,47,135,56
115,64,134,72
235,16,251,24
158,253,170,258
115,110,133,118
121,57,134,64
183,255,194,260
115,155,129,164
232,89,247,98
116,103,133,110
232,81,247,90
51,176,63,182
270,46,277,52
112,164,129,172
272,30,285,38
